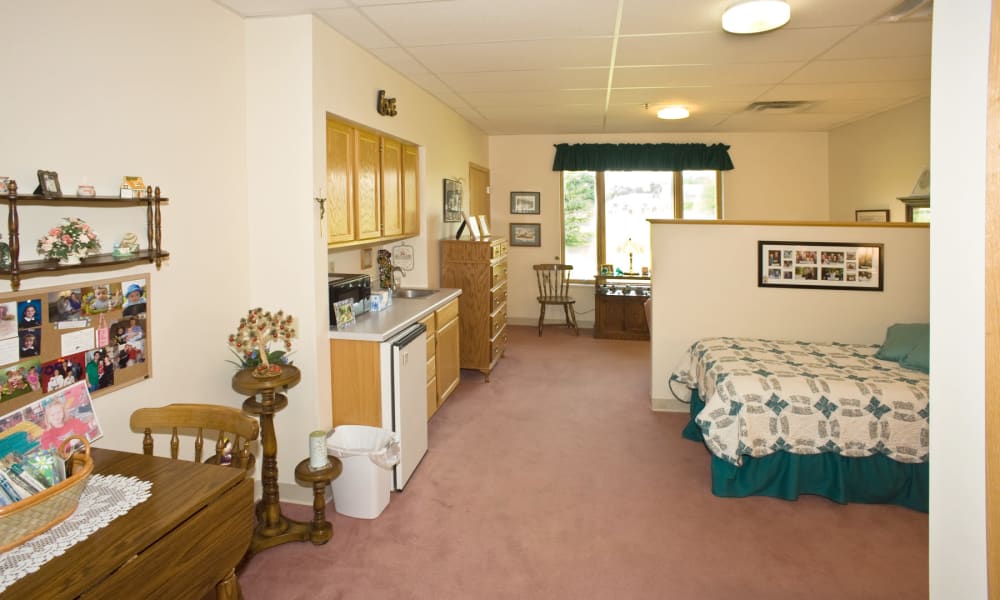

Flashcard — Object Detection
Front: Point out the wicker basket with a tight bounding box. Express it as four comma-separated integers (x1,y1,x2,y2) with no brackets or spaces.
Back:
0,436,93,553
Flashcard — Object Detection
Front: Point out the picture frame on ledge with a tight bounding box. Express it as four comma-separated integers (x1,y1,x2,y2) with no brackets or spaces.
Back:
466,214,481,241
34,170,62,198
855,209,890,223
477,215,490,238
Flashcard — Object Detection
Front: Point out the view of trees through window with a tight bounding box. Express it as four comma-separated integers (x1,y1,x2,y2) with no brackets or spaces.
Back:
562,170,720,278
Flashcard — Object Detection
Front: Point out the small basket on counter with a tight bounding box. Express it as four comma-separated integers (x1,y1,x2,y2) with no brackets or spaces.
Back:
0,436,93,553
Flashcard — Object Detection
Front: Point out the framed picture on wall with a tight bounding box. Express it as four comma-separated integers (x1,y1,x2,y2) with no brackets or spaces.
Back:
510,191,540,214
443,179,463,222
855,209,890,223
510,223,541,247
757,240,884,291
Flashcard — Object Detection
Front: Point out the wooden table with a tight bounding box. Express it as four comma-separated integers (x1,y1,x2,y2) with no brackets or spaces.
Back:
0,448,253,600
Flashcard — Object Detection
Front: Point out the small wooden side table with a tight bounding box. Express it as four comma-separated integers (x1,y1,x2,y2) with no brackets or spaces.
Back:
232,364,309,555
294,456,343,545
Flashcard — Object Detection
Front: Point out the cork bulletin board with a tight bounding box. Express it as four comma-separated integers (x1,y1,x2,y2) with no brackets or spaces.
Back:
0,274,151,416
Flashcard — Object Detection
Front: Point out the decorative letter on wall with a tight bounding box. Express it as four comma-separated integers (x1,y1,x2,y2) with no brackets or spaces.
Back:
377,90,398,116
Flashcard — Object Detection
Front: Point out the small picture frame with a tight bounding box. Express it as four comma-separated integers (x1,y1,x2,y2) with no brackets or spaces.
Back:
600,264,614,276
467,215,481,241
35,170,62,198
334,299,356,329
510,222,541,247
757,240,884,291
510,191,540,215
477,215,490,238
455,212,468,240
855,209,890,223
443,179,463,222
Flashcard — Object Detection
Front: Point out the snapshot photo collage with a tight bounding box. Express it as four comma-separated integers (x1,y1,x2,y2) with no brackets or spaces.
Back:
760,242,882,290
0,277,148,412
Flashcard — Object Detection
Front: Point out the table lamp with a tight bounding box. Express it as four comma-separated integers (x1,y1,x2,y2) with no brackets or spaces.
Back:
619,237,643,275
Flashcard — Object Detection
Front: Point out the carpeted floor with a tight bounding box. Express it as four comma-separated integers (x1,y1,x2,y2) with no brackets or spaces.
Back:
238,325,928,600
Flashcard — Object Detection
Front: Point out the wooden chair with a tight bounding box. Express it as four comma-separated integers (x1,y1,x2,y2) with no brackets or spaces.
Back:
533,263,579,336
129,403,260,471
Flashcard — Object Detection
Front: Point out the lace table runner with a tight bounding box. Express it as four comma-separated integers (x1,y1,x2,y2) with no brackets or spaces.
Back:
0,474,153,594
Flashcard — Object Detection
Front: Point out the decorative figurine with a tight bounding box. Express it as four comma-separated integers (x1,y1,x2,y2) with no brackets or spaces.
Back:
219,438,233,466
114,232,140,257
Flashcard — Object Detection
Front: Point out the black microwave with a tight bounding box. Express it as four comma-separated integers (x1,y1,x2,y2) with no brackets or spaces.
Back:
328,273,371,324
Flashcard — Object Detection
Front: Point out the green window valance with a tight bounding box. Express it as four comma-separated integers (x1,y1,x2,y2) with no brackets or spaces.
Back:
552,143,734,172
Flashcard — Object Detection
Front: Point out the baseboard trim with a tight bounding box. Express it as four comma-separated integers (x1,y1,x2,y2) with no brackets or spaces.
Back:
651,395,689,413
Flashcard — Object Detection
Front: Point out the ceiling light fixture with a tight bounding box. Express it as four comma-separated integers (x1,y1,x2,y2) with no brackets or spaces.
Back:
722,0,790,34
657,106,690,120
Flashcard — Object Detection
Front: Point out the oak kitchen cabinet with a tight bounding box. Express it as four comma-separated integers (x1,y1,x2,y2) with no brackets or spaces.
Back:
422,297,460,419
325,115,418,249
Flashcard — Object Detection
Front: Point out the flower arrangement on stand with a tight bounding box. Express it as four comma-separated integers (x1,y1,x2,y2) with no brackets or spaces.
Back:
36,217,101,265
227,308,297,378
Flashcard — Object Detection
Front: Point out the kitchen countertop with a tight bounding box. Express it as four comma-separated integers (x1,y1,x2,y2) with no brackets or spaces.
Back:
328,288,462,342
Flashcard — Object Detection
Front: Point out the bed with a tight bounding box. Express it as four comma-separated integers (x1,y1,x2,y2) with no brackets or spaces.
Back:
671,335,929,512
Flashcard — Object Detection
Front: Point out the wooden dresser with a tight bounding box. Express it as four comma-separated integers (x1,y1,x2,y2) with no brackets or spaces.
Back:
441,237,508,381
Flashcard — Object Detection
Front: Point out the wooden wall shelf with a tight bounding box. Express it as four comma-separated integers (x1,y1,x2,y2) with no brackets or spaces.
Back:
1,179,169,290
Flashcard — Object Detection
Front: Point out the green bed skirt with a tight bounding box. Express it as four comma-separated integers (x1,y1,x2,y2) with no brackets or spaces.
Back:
682,388,928,512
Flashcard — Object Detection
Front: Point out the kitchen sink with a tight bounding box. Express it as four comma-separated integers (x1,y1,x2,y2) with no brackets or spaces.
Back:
393,288,438,299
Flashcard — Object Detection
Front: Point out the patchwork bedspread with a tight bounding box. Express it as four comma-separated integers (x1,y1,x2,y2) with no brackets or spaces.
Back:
671,337,929,466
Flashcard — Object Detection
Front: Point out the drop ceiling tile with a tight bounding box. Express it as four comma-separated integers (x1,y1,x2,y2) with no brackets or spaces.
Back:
786,56,930,84
215,0,348,16
616,27,856,67
359,0,618,47
716,111,861,131
613,62,803,88
316,8,396,48
802,97,913,114
438,69,608,93
610,85,771,104
458,89,608,107
477,104,606,120
821,21,932,60
369,47,429,76
406,72,457,94
408,38,614,72
758,80,930,101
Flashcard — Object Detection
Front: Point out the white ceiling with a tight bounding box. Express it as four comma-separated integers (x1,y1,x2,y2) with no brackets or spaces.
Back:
213,0,932,135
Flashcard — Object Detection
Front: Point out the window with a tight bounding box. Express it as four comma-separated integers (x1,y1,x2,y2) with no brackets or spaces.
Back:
562,170,722,278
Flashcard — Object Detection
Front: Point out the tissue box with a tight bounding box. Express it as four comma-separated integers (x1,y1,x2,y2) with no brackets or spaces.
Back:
370,290,392,312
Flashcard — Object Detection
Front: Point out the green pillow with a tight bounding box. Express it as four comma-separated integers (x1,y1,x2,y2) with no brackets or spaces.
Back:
875,323,929,362
900,338,930,373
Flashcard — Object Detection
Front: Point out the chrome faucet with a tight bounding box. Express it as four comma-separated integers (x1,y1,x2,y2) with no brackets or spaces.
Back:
391,266,405,292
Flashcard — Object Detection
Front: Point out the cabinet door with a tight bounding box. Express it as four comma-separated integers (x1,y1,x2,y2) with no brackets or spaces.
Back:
325,119,355,245
381,137,403,237
436,312,461,403
402,144,419,236
355,129,382,240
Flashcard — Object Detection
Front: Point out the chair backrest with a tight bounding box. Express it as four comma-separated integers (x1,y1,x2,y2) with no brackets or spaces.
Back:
534,263,573,300
129,403,259,471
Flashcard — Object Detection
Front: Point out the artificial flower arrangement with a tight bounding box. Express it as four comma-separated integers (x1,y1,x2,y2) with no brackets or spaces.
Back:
227,308,297,377
36,217,100,263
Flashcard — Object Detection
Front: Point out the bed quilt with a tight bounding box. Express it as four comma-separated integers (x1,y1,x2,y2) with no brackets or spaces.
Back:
671,337,929,467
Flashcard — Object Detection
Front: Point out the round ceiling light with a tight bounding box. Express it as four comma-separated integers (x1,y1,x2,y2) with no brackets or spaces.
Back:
722,0,791,34
657,106,690,120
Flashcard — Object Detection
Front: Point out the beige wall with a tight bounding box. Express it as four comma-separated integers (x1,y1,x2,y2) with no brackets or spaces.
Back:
649,222,930,409
488,132,830,328
829,98,930,222
0,1,251,453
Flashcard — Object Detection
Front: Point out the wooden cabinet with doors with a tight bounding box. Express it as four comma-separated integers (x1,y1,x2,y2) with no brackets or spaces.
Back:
424,297,461,419
325,115,420,249
441,237,508,382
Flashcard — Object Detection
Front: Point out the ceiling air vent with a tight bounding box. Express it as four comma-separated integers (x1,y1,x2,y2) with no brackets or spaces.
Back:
745,100,814,113
878,0,933,23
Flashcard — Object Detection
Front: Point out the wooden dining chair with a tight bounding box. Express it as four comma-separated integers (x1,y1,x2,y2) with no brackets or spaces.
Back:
129,403,260,471
533,263,579,336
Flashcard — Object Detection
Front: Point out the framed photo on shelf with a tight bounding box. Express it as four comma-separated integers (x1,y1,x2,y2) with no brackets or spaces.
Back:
477,215,490,237
35,170,62,198
443,178,463,222
466,214,481,240
855,209,890,223
510,222,541,247
757,240,884,291
510,191,540,214
600,264,614,276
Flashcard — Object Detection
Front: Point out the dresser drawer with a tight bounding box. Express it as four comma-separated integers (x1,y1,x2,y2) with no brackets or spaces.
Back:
491,261,507,286
490,328,507,363
491,238,508,260
491,281,507,312
490,306,507,338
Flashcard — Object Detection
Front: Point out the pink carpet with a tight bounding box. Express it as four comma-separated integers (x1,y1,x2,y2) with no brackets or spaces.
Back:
238,325,927,599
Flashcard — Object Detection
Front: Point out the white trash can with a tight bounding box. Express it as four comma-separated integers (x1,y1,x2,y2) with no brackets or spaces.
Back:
326,425,400,519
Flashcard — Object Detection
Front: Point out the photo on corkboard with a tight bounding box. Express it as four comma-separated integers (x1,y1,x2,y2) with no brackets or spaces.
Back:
17,299,42,329
121,279,147,318
48,288,84,323
1,358,42,403
18,328,41,358
81,282,122,316
0,302,16,341
85,348,115,391
41,352,86,394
